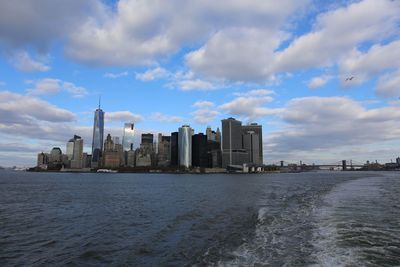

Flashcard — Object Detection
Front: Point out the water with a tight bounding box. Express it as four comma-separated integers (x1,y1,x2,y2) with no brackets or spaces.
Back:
0,171,399,266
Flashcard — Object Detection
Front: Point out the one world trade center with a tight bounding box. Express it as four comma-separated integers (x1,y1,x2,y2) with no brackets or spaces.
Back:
91,100,104,168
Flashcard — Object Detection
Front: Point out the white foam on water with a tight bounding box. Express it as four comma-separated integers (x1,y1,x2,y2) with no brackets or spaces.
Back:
311,176,384,267
214,206,276,266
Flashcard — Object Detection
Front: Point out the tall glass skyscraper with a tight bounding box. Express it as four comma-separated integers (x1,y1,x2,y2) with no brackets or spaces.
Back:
178,125,192,168
122,123,135,151
91,103,104,166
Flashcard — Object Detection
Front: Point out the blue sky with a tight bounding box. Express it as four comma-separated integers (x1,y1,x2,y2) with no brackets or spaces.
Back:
1,0,400,166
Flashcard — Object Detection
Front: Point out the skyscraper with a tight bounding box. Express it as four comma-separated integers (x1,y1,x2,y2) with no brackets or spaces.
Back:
69,135,83,169
178,125,192,168
170,132,179,166
221,118,248,168
242,123,263,164
157,134,171,166
122,123,135,151
215,127,221,144
243,131,261,165
192,133,208,167
66,138,74,160
206,127,213,140
91,101,104,167
103,133,121,168
141,133,154,145
135,133,154,167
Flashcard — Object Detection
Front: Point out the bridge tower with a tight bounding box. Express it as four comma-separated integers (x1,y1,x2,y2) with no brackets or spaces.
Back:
342,160,347,171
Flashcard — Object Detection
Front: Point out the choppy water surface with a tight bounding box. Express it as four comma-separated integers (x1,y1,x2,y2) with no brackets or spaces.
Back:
0,171,399,266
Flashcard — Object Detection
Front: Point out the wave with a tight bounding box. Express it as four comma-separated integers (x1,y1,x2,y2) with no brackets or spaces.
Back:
311,174,400,266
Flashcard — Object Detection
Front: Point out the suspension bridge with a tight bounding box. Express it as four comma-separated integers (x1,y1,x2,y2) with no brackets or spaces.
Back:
270,160,365,170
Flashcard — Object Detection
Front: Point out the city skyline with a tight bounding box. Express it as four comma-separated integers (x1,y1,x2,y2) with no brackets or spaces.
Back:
1,0,400,166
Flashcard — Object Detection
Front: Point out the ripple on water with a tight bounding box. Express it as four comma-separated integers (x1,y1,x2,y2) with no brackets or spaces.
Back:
312,175,400,266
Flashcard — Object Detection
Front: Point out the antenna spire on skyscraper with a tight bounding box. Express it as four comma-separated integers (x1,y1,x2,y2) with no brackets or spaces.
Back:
98,95,101,109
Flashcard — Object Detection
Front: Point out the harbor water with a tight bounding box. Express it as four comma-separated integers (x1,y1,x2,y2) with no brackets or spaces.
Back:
0,171,399,266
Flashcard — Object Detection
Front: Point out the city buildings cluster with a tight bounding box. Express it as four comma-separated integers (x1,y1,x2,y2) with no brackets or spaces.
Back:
36,104,264,172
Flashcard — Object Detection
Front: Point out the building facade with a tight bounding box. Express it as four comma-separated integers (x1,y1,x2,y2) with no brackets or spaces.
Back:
221,118,248,168
103,134,121,168
192,133,208,168
91,105,104,167
122,123,135,151
157,134,171,166
178,125,192,168
170,132,179,166
70,135,83,169
243,131,261,165
242,123,263,164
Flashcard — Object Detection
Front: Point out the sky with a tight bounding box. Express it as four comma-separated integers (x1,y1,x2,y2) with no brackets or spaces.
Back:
1,0,400,167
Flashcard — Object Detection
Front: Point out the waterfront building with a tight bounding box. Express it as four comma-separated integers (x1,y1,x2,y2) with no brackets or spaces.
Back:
206,127,213,141
207,140,222,168
135,133,155,167
70,135,83,169
122,123,135,151
192,133,208,168
221,118,248,168
135,148,152,167
115,142,125,166
127,150,135,167
49,147,63,163
170,132,179,166
242,123,263,164
243,131,261,165
91,102,104,168
215,127,221,144
178,125,193,168
141,133,153,145
82,153,92,168
37,152,48,169
112,136,120,145
157,134,171,166
66,139,74,160
103,134,121,168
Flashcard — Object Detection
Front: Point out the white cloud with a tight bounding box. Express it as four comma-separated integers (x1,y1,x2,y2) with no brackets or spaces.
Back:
151,112,183,123
136,67,219,91
187,0,400,83
233,89,274,97
0,1,101,50
104,71,129,78
191,109,219,124
10,51,50,72
26,78,60,95
105,111,144,123
186,28,286,82
26,78,88,98
66,0,308,66
307,75,332,89
192,101,214,109
266,96,400,161
191,101,219,124
135,67,169,81
339,40,400,85
0,91,75,124
273,0,400,73
62,82,88,98
177,79,216,91
376,70,400,98
219,89,281,121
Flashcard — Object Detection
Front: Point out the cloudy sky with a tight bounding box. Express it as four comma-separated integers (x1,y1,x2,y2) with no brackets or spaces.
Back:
1,0,400,167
